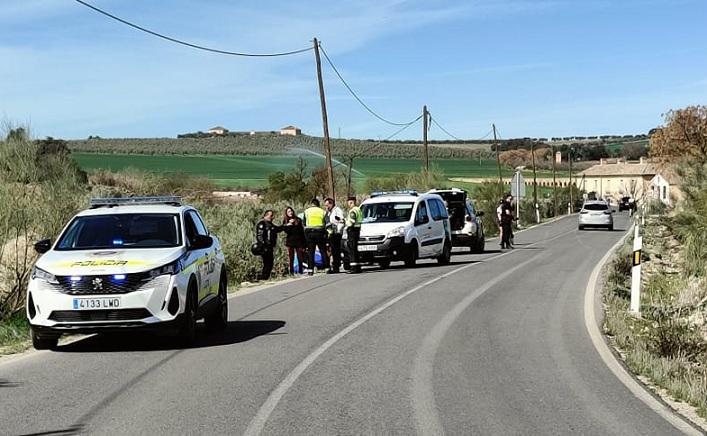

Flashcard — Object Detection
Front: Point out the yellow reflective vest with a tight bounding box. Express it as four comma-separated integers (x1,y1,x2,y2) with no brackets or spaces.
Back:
304,206,326,229
346,206,362,228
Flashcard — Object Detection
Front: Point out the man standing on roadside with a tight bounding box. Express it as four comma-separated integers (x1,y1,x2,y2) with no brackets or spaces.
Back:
255,210,279,280
501,194,514,249
303,198,329,275
345,196,363,274
324,198,345,274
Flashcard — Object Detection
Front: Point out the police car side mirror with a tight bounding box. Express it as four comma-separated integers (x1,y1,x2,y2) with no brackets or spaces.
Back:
190,235,213,250
34,239,52,254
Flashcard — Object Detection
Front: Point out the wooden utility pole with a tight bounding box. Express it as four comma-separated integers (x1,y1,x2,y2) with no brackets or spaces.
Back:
552,146,558,217
531,143,539,223
493,124,502,186
568,148,573,213
313,37,335,200
423,105,429,173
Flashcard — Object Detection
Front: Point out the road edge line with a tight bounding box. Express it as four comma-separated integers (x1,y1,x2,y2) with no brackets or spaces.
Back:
583,224,703,436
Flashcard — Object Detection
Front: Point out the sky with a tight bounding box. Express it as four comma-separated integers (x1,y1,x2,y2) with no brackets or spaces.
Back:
1,0,706,140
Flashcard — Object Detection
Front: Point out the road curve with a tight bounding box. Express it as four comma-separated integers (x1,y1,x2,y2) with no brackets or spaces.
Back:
0,213,691,435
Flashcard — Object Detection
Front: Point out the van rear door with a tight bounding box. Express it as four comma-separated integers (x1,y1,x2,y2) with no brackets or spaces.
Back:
436,191,467,231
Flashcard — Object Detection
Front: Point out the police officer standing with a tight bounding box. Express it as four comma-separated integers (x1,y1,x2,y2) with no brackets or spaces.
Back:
345,196,363,274
255,210,279,280
324,198,345,274
303,198,329,275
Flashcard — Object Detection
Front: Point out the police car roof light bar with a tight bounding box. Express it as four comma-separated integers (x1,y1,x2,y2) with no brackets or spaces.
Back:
89,196,182,208
370,190,418,198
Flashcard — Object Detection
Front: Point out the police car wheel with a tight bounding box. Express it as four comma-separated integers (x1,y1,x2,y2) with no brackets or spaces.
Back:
179,284,198,345
31,328,58,350
206,271,228,330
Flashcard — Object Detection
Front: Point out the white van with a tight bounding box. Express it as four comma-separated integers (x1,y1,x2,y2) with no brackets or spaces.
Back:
354,191,451,268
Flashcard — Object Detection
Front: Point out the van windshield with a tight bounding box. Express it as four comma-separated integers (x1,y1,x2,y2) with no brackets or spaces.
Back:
56,214,181,250
362,202,414,223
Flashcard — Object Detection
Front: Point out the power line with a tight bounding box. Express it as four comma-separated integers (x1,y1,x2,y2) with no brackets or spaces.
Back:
319,44,420,127
429,115,494,142
383,115,423,140
73,0,312,57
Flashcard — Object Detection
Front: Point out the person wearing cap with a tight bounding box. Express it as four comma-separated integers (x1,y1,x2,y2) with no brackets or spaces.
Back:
324,197,345,274
303,198,329,275
345,196,363,274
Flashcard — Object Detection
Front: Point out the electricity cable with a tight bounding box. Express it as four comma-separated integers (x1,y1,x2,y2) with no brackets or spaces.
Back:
319,44,420,127
73,0,312,57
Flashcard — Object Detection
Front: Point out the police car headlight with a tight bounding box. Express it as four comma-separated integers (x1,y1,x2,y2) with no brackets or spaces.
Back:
148,259,183,278
387,226,406,238
31,266,59,285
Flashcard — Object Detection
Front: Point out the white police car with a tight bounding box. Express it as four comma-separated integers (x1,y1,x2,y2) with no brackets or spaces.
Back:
26,197,228,349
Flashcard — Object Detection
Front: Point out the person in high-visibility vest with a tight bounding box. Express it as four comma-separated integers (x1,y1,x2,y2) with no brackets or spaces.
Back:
303,198,329,275
345,196,363,274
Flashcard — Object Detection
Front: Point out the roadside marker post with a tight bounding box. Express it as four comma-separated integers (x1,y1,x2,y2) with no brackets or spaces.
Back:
630,225,642,314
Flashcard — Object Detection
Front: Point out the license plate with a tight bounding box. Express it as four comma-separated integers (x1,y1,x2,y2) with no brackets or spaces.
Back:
358,245,377,252
73,297,121,310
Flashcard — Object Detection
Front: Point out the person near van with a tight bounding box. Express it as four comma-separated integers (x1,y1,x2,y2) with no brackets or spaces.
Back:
256,210,280,280
282,206,306,275
496,199,505,249
324,198,345,274
345,196,363,274
500,194,514,249
303,198,329,275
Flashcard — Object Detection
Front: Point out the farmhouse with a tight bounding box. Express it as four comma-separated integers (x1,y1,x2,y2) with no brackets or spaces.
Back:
579,157,657,202
648,169,682,206
208,126,228,135
280,125,302,136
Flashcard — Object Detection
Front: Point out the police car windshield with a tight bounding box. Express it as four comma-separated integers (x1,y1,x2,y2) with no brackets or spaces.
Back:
56,214,181,250
362,202,414,223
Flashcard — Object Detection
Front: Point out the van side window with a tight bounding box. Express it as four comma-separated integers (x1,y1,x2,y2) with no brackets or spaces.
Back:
429,199,448,221
416,201,429,225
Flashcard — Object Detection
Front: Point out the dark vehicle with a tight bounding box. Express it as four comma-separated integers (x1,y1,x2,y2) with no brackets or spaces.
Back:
428,188,485,253
618,196,631,211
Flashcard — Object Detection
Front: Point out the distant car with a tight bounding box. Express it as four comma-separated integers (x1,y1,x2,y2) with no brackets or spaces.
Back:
578,200,614,231
427,188,485,253
618,196,631,211
26,196,228,350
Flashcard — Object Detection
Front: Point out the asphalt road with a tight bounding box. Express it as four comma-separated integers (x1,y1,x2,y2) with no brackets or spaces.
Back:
0,213,690,435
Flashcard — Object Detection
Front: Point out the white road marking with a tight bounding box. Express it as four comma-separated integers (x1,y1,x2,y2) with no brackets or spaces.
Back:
583,225,703,435
244,224,575,436
411,253,544,436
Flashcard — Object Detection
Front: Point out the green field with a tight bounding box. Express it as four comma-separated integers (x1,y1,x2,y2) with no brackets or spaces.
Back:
74,153,534,189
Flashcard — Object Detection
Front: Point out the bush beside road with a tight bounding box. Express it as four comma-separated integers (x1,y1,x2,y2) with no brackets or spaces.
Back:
602,168,707,421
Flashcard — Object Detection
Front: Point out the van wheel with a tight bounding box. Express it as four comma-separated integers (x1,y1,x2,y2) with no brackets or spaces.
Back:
378,260,391,269
438,241,452,265
179,283,198,346
31,328,58,350
404,243,418,268
206,271,228,330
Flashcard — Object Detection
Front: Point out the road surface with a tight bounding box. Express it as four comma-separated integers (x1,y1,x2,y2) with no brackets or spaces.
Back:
0,213,691,435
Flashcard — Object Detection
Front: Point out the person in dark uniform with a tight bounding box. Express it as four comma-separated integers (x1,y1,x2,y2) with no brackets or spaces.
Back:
345,196,363,274
255,210,280,280
282,206,306,274
303,198,329,275
501,194,514,249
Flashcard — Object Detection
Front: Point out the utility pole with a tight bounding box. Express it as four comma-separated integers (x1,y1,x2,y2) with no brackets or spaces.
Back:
493,124,502,186
423,105,429,174
531,143,539,223
552,146,558,217
313,37,335,200
568,148,573,214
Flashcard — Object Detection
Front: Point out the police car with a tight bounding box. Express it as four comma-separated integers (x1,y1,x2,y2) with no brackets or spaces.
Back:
427,188,485,253
26,197,228,349
354,190,452,268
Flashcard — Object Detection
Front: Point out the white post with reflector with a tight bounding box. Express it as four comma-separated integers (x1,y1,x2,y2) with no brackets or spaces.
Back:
630,225,642,314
